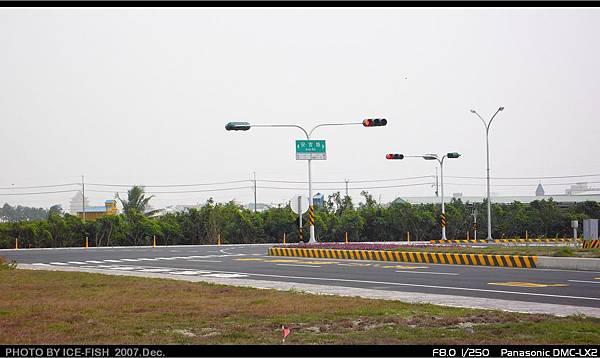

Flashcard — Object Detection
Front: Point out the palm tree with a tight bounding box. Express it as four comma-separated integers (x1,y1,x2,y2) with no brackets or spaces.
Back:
117,186,154,215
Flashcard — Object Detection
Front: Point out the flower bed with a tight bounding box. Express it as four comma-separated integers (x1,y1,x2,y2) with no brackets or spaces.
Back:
273,242,434,251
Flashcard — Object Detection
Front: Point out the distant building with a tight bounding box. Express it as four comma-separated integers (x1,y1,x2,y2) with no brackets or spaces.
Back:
313,193,324,207
245,203,271,212
565,182,600,195
76,200,118,220
390,194,600,209
535,183,545,196
69,191,91,214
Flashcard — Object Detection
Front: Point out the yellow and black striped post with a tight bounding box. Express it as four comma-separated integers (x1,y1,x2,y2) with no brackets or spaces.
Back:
308,205,315,227
441,213,446,228
298,228,304,242
15,238,18,250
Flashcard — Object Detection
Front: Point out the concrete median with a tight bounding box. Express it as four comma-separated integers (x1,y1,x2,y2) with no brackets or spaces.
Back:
268,247,600,271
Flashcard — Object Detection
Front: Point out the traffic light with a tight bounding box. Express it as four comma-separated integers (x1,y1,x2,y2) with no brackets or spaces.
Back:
225,122,251,131
447,152,461,158
362,118,387,127
386,153,404,160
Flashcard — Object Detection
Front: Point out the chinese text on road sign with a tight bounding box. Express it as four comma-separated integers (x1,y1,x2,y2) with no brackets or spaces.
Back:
296,140,326,160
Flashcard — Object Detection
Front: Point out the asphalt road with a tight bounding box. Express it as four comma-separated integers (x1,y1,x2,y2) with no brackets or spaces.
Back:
3,244,600,312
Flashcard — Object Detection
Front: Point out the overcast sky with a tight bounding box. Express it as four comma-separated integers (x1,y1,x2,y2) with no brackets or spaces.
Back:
1,7,599,210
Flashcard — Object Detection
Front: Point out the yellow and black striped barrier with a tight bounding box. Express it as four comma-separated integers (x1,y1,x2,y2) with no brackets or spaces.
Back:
268,247,537,268
583,240,599,249
430,239,582,244
430,240,488,244
308,205,315,227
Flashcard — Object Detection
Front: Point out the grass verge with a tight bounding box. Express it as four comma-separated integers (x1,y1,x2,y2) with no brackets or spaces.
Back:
1,268,599,344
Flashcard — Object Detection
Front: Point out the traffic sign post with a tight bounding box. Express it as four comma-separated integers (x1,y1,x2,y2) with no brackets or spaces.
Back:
291,195,309,242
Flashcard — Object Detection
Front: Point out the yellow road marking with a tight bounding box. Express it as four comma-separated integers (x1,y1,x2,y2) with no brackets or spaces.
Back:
300,261,338,265
337,263,372,267
488,282,568,288
264,259,303,263
381,265,429,270
235,258,265,261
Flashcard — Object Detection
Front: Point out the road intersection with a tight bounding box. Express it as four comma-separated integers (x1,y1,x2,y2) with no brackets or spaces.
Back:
3,244,600,317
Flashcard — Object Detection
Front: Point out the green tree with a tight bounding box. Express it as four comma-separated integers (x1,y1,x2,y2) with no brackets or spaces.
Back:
117,186,154,215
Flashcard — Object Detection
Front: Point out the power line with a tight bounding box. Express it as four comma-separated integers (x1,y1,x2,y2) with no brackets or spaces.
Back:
86,180,250,188
446,173,600,180
256,182,433,190
257,175,434,184
0,189,79,196
87,186,252,194
445,181,600,187
0,183,80,190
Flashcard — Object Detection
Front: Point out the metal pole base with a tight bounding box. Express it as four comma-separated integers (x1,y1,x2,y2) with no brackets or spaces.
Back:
308,226,316,243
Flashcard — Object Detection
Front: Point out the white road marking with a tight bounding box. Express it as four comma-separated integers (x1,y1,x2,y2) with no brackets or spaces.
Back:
204,270,600,302
67,261,87,265
568,280,600,284
276,264,322,268
188,260,222,263
170,271,207,275
108,267,139,271
138,258,158,261
32,263,50,266
202,273,248,278
50,262,68,265
102,259,122,263
395,270,459,276
139,268,175,272
85,261,104,264
120,258,140,262
157,257,177,260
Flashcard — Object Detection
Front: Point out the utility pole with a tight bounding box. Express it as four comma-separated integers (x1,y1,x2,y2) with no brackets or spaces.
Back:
253,172,257,212
81,175,86,223
472,207,477,241
345,178,349,198
434,167,439,197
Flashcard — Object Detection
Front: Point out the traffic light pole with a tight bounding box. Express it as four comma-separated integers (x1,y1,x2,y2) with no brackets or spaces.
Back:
228,121,383,244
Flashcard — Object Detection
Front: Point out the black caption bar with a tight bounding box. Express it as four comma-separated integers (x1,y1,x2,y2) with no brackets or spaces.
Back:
0,345,598,358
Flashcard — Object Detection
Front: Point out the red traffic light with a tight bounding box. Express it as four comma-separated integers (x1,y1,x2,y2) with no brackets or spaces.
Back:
386,153,404,160
363,118,387,127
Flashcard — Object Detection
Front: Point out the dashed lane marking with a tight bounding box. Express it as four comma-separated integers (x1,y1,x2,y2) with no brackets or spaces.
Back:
188,260,222,263
488,282,568,288
50,262,68,265
568,280,600,284
395,270,459,276
171,271,211,275
276,263,322,268
139,268,175,272
67,261,87,265
120,259,140,262
85,261,104,264
102,259,122,263
381,265,428,270
202,273,248,278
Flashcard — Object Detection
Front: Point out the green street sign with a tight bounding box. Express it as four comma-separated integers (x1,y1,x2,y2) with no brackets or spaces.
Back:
296,140,326,160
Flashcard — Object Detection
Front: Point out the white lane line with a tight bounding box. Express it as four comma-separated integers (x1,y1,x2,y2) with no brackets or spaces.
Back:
120,259,140,262
50,262,68,265
157,257,177,260
395,270,459,276
139,268,175,272
568,280,600,284
102,259,122,263
138,258,158,261
107,267,139,271
276,264,322,268
85,260,104,264
188,260,222,263
67,261,87,265
203,273,248,278
204,270,600,302
170,271,208,275
32,263,50,266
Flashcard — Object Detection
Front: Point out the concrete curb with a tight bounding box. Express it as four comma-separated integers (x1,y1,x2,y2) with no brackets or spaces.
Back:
537,256,600,271
268,247,537,268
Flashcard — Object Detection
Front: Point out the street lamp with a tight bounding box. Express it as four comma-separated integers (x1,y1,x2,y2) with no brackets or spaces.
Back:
470,107,504,241
227,118,387,243
387,152,461,240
